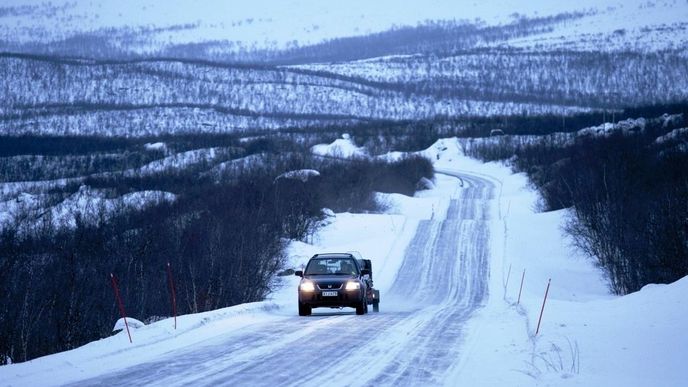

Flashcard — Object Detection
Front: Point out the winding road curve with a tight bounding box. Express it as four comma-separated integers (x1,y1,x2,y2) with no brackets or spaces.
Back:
76,172,495,386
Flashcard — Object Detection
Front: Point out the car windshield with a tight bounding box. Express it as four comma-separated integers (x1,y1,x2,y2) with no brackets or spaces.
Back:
305,258,358,276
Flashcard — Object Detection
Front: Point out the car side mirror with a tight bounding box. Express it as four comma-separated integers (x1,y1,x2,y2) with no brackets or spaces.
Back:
361,269,371,276
295,270,303,277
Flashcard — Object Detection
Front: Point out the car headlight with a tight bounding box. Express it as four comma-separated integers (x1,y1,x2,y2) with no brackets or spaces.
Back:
300,281,315,292
345,281,360,291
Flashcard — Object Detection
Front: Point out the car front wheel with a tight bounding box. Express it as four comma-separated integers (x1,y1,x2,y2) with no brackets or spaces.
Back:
356,298,367,315
298,302,311,316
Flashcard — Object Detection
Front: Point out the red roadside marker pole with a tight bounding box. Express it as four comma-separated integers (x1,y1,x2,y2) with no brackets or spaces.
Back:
517,269,526,304
535,278,552,335
110,273,132,343
166,262,177,330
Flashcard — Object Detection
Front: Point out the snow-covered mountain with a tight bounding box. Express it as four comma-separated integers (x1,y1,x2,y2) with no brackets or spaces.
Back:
1,0,686,54
2,1,686,137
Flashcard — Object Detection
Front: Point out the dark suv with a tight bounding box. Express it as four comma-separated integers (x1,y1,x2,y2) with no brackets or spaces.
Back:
295,253,378,316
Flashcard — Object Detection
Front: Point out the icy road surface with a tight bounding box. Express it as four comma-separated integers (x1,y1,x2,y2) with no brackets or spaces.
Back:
74,172,493,386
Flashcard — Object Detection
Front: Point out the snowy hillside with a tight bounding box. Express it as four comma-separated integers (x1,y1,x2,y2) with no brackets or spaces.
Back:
1,140,685,386
1,0,686,54
2,2,686,137
2,51,686,136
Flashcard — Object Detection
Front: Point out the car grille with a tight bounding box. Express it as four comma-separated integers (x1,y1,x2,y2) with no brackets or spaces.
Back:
317,283,343,290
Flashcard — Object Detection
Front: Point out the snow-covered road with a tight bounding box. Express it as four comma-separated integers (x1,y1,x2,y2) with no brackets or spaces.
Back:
71,172,494,386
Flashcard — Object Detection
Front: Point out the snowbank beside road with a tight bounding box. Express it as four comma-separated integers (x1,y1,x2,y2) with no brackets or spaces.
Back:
432,138,687,386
